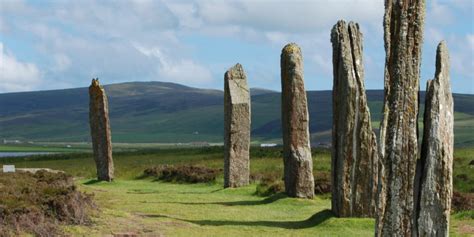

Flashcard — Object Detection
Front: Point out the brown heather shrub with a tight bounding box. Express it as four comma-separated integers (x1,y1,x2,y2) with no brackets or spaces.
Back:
143,165,220,183
254,171,332,196
314,172,331,195
0,171,94,237
254,172,284,196
452,191,474,212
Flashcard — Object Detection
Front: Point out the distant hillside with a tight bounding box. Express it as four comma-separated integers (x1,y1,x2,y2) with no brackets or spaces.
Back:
0,81,473,147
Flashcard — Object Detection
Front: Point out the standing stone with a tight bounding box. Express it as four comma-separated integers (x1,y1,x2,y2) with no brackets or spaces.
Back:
330,20,378,217
224,64,251,188
281,43,314,199
414,41,453,237
377,0,425,236
89,78,114,181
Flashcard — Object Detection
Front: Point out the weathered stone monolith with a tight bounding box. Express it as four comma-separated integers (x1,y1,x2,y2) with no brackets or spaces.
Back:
330,20,378,217
414,41,453,237
224,63,250,188
376,0,425,236
89,78,114,181
281,43,314,199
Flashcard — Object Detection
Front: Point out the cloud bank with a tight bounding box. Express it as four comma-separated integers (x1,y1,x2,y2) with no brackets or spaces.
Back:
0,0,472,93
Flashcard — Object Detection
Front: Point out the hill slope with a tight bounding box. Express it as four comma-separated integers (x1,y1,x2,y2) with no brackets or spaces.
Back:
0,81,473,146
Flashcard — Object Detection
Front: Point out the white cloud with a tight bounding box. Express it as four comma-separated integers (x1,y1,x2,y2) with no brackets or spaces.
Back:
427,0,454,26
52,54,71,72
134,44,214,86
0,0,471,93
0,43,41,92
467,34,474,51
451,34,474,78
195,0,383,33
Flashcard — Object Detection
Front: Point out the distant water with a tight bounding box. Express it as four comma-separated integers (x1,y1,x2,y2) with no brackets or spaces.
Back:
0,152,54,158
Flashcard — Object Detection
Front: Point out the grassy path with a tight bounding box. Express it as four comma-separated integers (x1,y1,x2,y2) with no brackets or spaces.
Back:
66,179,473,237
68,179,374,236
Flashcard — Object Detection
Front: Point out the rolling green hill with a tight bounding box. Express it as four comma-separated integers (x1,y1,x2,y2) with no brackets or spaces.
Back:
0,81,473,146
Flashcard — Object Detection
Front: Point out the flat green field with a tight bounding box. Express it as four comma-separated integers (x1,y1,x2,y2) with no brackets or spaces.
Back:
1,147,473,236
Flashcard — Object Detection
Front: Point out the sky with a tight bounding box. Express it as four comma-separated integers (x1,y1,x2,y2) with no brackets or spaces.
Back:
0,0,473,94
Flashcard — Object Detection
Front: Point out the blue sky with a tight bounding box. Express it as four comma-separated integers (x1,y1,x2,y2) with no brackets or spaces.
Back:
0,0,473,93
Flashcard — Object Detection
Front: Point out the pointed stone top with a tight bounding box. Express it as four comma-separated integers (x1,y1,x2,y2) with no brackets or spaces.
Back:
89,78,105,96
332,20,360,34
282,43,301,55
333,19,347,30
435,41,449,79
225,63,246,81
348,21,359,29
225,63,249,105
91,78,100,87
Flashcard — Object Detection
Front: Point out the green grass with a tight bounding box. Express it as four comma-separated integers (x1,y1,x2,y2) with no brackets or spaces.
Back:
66,178,472,236
1,147,330,180
2,147,473,236
0,144,87,152
453,148,474,193
67,180,374,236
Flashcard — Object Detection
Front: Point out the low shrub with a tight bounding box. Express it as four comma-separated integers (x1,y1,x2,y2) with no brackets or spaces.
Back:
254,173,284,196
254,171,332,196
452,191,474,212
314,172,331,194
0,171,94,237
143,165,220,183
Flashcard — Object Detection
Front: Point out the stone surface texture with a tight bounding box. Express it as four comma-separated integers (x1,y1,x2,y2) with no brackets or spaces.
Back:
414,41,453,237
89,78,114,181
281,43,314,199
376,0,425,236
330,20,378,218
224,64,251,188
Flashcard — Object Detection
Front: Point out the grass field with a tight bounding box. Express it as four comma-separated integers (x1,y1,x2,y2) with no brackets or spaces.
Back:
1,147,473,236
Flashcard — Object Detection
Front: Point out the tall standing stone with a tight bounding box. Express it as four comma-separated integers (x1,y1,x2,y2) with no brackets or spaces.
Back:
377,0,425,236
281,43,314,199
89,78,114,181
224,64,251,188
330,20,378,217
414,41,453,236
